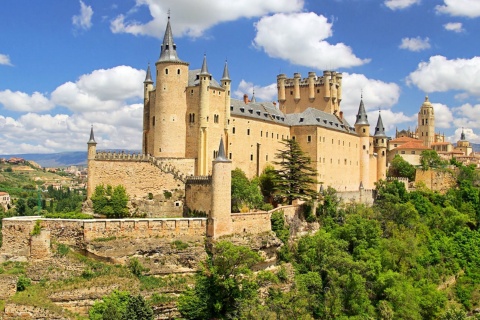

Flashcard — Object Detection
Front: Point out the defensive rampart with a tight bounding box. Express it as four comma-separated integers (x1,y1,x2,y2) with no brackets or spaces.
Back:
415,168,457,193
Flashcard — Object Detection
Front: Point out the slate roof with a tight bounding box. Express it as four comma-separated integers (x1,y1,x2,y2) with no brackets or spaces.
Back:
188,69,222,88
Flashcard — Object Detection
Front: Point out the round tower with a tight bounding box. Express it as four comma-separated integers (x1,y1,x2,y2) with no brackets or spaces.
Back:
153,16,189,158
208,138,232,238
143,63,154,154
293,72,301,103
308,72,316,102
87,126,97,199
198,55,211,175
221,61,231,153
374,112,387,181
277,74,286,112
354,98,370,189
418,96,435,148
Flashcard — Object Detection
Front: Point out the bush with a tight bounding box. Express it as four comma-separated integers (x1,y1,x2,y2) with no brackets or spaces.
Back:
89,290,153,320
43,212,93,219
30,220,42,236
16,275,31,291
128,258,149,277
172,240,189,250
91,184,129,218
56,243,70,257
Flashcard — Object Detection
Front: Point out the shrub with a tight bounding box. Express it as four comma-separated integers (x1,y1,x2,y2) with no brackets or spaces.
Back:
56,243,70,257
30,220,42,236
163,190,172,199
128,258,149,277
172,240,189,250
16,275,31,291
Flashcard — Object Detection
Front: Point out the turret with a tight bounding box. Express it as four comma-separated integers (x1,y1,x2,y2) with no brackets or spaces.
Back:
374,112,387,181
308,72,316,102
354,97,370,188
87,125,97,198
142,63,154,154
417,96,435,148
208,137,232,238
221,61,231,149
143,63,154,100
277,73,286,103
335,73,343,105
293,73,301,102
198,54,211,175
151,15,189,158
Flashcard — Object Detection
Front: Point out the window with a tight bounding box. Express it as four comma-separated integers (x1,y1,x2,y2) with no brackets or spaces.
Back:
189,113,195,123
261,131,263,137
250,154,253,161
214,114,219,123
229,153,232,159
363,128,366,133
292,136,296,141
363,145,366,150
213,150,218,158
165,68,168,74
307,136,312,143
290,91,293,95
247,129,250,135
411,151,415,154
266,155,268,161
152,116,155,126
232,127,236,134
177,69,180,75
401,151,405,154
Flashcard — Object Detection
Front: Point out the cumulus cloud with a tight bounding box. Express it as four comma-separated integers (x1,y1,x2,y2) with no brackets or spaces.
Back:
72,0,93,30
432,103,454,129
0,90,54,112
436,0,480,18
384,0,421,10
444,22,464,33
399,37,431,52
407,55,480,96
0,54,13,66
51,66,145,112
110,0,303,38
253,13,369,69
447,127,480,144
234,80,277,102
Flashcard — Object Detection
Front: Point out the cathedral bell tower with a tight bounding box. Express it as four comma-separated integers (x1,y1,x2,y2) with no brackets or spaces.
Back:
418,96,435,148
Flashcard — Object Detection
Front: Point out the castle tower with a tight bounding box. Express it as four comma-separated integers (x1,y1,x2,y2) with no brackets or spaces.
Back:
457,128,472,156
354,98,370,188
150,15,189,157
221,61,231,152
374,112,387,181
198,55,212,175
87,126,97,198
207,137,232,238
142,64,154,154
418,96,435,148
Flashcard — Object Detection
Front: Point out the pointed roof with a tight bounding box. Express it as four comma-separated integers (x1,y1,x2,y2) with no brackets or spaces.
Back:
157,16,183,63
87,125,97,145
215,137,229,162
460,127,466,141
355,99,369,126
374,112,386,137
144,63,153,84
200,54,210,75
221,60,230,81
250,90,256,103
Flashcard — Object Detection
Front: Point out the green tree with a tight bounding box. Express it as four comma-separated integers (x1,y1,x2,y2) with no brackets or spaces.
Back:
388,154,416,181
231,168,263,212
89,290,153,320
259,164,277,204
177,241,262,319
273,139,317,204
420,150,445,171
91,184,129,218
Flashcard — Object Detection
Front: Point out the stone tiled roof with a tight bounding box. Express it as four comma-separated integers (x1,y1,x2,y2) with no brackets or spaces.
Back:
188,69,222,88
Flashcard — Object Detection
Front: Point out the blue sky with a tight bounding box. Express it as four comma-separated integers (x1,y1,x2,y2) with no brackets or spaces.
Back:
1,0,480,154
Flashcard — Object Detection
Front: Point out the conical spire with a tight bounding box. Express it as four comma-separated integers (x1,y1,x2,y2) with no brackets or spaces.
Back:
221,60,230,81
460,127,466,141
158,16,182,62
200,54,210,75
250,90,256,103
88,125,97,145
215,137,228,162
144,63,153,84
374,111,386,137
355,98,369,125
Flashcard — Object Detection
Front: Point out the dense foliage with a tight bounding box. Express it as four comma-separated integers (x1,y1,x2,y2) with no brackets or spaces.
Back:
89,290,153,320
91,184,129,218
274,139,318,204
388,154,416,181
231,168,263,212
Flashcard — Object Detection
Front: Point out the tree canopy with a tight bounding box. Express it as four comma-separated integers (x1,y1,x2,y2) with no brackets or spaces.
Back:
91,184,129,218
273,139,318,204
388,154,416,181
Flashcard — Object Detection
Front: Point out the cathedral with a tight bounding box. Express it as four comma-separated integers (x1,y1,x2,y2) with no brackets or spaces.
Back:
87,16,387,204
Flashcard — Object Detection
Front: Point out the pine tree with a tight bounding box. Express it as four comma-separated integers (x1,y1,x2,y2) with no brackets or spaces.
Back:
273,139,318,204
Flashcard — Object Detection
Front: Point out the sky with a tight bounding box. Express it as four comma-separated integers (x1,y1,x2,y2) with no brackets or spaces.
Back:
1,0,480,154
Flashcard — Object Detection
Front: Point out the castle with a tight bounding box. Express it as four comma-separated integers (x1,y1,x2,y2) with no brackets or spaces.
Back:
86,16,387,228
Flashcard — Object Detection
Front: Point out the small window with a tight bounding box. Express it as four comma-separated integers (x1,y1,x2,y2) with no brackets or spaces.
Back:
363,145,366,150
152,116,155,126
307,136,312,143
165,68,168,74
261,131,263,137
363,128,366,133
401,151,405,154
292,136,296,141
232,127,235,134
177,69,181,75
247,129,250,135
250,154,254,161
229,153,232,159
290,91,293,95
411,151,415,154
266,155,268,161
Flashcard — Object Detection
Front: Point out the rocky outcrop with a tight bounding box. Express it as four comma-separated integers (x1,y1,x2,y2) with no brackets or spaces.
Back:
2,304,70,320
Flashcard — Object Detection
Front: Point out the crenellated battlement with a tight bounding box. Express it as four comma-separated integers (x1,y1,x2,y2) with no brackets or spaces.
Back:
186,176,212,184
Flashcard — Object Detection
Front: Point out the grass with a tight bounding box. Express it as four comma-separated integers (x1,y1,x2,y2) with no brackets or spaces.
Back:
92,236,125,242
43,212,93,219
171,239,189,250
1,261,27,275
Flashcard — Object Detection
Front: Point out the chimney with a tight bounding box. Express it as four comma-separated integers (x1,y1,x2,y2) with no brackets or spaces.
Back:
339,111,344,120
243,94,249,104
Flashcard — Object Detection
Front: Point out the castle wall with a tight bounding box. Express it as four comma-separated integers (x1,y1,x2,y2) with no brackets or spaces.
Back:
88,155,195,198
185,177,212,214
231,211,271,234
415,168,457,194
228,115,290,178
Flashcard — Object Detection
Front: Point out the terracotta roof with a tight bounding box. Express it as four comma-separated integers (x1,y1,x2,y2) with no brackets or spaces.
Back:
0,191,9,196
390,136,420,143
395,141,430,150
432,142,450,145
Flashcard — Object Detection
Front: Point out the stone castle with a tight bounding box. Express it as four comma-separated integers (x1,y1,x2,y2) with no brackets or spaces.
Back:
86,16,387,237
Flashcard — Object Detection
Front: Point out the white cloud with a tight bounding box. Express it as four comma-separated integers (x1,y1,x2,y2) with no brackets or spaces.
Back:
407,55,480,96
399,37,430,52
436,0,480,18
110,0,303,38
432,103,453,129
234,80,277,102
253,12,369,69
447,127,480,144
385,0,421,10
444,22,464,33
367,109,413,133
72,0,93,30
0,54,13,66
0,90,54,112
51,66,145,112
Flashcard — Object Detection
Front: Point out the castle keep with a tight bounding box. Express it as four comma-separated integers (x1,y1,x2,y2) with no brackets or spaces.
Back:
86,17,388,228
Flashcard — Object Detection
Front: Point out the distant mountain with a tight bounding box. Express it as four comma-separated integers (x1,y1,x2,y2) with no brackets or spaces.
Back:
0,150,140,168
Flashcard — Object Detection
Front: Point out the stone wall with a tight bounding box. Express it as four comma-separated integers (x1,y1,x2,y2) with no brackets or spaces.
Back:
231,211,271,234
184,176,212,215
0,275,17,300
336,189,375,205
415,168,457,193
2,304,69,320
